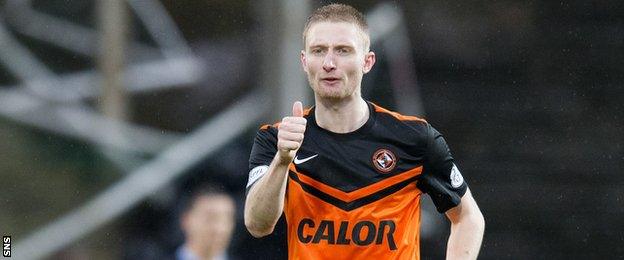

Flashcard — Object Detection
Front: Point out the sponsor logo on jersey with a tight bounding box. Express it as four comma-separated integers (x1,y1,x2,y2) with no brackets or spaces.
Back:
297,218,397,250
247,165,269,188
294,154,318,165
450,164,464,188
372,149,397,173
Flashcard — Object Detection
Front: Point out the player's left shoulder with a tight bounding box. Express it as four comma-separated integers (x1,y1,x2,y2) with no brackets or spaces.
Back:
370,102,427,123
370,102,430,134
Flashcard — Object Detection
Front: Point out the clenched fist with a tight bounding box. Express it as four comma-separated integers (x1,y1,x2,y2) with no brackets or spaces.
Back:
277,101,307,163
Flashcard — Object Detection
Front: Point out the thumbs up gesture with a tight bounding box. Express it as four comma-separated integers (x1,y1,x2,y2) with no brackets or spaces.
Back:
277,101,307,163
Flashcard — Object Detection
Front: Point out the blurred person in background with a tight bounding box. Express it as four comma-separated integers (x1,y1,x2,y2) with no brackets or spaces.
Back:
177,184,236,260
245,3,484,259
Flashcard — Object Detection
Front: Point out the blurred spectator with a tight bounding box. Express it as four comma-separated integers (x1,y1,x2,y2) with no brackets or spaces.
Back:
176,184,236,260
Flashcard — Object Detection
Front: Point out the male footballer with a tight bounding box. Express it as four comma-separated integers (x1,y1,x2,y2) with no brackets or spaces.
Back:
245,3,484,259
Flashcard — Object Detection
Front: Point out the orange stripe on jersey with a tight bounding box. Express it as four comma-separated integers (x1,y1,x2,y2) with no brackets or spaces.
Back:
372,103,427,123
303,107,312,116
259,122,280,130
289,164,422,202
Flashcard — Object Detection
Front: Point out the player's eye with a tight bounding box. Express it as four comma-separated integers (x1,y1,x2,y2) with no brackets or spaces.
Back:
311,48,323,54
337,48,350,55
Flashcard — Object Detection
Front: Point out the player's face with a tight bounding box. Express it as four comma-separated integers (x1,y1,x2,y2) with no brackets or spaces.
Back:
182,195,235,255
301,22,375,100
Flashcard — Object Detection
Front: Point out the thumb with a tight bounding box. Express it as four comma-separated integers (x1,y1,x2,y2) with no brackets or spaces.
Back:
292,101,303,117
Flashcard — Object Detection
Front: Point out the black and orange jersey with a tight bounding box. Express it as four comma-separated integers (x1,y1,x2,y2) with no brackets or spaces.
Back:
247,101,467,260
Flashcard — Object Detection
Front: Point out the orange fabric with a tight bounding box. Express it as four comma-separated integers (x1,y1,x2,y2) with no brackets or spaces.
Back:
372,103,427,123
303,107,312,116
284,170,423,260
260,122,280,130
290,164,422,202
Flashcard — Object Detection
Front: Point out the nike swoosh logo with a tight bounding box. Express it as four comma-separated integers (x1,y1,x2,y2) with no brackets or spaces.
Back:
293,154,318,165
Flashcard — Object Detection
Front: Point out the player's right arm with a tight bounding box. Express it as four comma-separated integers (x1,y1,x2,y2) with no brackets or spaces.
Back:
244,101,306,238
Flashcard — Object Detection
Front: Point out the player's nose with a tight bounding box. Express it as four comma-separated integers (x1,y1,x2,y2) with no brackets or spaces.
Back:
322,54,336,72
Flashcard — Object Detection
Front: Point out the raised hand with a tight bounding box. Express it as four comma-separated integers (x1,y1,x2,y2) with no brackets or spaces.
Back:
276,101,307,163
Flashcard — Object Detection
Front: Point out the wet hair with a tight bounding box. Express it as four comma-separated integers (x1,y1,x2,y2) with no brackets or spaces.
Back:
302,3,370,51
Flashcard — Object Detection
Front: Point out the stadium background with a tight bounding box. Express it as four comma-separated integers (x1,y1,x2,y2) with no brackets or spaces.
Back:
0,0,622,259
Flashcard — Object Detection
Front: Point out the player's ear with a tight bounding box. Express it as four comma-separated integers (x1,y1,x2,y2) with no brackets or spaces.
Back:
363,51,376,74
300,50,308,72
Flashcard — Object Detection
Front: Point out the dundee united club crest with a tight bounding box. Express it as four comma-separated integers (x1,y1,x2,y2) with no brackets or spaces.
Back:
372,149,397,173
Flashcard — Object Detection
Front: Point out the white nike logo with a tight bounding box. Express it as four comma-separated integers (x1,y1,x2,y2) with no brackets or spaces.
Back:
293,154,318,165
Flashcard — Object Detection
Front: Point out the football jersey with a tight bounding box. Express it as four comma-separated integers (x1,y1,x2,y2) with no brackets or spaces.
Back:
247,101,467,260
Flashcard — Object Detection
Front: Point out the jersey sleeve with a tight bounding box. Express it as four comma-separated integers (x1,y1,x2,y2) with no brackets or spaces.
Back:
247,126,278,192
416,123,468,213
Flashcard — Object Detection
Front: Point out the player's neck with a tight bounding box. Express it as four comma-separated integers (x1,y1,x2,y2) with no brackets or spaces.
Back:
314,96,369,133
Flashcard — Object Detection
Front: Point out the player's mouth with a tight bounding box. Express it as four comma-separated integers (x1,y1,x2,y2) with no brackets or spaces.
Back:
321,77,341,85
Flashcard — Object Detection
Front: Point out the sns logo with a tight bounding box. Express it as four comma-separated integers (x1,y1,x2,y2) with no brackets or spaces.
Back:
2,236,10,257
297,219,397,250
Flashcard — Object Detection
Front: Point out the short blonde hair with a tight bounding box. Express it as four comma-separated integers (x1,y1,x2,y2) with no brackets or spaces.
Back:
302,4,370,51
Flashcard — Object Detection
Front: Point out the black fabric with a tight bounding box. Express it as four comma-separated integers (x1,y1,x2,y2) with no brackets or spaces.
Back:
247,101,467,212
246,127,277,193
288,171,419,211
249,126,278,169
416,124,468,213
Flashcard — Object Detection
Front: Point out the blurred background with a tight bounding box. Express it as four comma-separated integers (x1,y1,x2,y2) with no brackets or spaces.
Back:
0,0,622,259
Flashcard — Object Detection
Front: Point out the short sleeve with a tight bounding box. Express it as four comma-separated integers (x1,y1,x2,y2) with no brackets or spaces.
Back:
416,123,468,213
247,126,278,192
